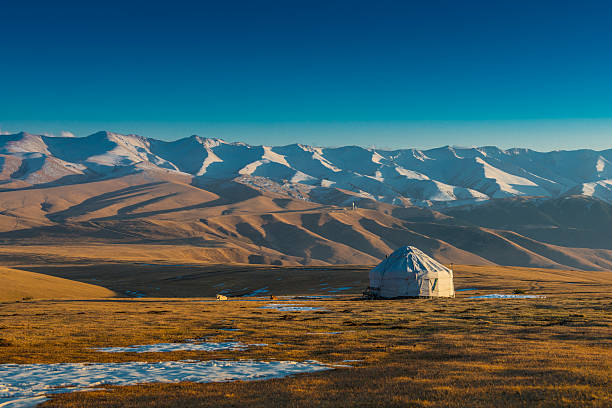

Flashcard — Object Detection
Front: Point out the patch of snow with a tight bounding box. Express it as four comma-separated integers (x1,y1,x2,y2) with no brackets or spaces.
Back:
327,287,352,293
238,160,264,175
468,294,546,299
371,151,385,164
0,360,333,407
124,290,145,298
299,145,341,173
356,190,375,199
0,395,49,408
262,146,291,167
244,287,269,297
260,304,327,312
596,157,606,173
475,157,547,196
196,148,223,176
578,179,612,203
293,295,335,299
290,171,317,184
92,342,265,353
395,167,429,180
199,137,226,149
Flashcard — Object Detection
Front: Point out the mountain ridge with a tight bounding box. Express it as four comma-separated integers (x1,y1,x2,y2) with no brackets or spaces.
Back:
2,130,611,208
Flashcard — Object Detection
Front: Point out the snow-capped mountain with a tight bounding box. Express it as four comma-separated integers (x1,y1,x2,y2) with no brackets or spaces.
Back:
1,131,611,206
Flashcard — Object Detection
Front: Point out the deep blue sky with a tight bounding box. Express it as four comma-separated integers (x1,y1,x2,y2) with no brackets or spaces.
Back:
1,0,611,150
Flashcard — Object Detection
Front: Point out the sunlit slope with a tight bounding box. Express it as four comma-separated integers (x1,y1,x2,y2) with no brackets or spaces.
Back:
0,267,115,301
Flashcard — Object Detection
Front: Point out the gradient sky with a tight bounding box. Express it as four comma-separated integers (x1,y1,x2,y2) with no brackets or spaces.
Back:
1,0,611,150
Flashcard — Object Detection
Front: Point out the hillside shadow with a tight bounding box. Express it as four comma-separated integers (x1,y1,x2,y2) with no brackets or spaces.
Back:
91,179,262,221
0,173,94,192
300,213,385,259
46,182,166,223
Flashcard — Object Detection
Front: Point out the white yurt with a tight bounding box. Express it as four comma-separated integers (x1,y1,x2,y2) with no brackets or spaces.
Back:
369,246,455,298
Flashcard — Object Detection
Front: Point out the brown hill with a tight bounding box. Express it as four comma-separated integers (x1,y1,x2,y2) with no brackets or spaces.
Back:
0,171,610,270
0,267,115,302
443,195,612,249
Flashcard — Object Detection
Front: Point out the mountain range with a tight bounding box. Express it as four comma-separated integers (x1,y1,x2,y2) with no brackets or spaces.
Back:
1,130,611,271
2,131,611,206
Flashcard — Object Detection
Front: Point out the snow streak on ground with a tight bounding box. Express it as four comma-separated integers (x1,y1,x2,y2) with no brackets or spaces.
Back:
244,287,269,297
0,360,333,408
260,303,327,312
468,294,547,299
293,295,336,299
92,341,266,353
327,287,352,293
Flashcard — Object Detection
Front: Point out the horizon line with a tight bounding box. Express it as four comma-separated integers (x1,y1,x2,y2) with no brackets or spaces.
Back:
2,129,612,154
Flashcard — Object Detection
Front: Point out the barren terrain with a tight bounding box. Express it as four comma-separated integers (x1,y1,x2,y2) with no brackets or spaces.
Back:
1,260,610,407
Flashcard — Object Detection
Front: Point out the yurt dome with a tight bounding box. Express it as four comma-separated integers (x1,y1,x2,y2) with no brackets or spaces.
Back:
369,246,455,298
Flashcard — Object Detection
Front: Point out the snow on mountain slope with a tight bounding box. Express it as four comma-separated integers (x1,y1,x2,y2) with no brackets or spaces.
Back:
320,146,383,176
0,132,51,156
6,154,86,185
273,144,341,178
45,131,149,167
571,179,612,203
0,131,610,206
149,135,220,174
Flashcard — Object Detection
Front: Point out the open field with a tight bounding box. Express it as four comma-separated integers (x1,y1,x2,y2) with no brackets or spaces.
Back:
1,263,611,407
4,251,611,297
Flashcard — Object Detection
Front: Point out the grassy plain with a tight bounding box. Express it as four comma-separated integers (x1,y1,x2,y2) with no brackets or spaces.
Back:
0,263,610,407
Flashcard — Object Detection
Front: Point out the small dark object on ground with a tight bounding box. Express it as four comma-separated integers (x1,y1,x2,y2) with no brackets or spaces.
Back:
362,287,379,300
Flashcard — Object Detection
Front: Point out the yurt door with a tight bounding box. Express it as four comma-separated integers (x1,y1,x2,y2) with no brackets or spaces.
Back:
430,278,438,294
419,278,438,296
418,279,429,296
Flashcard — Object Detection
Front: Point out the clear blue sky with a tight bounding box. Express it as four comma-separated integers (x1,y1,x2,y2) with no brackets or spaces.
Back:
1,0,611,150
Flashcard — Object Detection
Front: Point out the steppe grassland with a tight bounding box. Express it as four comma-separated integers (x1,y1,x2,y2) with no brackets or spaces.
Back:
1,264,610,408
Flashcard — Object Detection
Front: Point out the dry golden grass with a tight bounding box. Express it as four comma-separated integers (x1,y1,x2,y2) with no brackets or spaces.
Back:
0,264,610,407
0,266,115,302
6,260,611,299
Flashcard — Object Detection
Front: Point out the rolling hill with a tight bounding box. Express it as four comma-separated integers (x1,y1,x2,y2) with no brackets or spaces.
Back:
0,266,115,302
